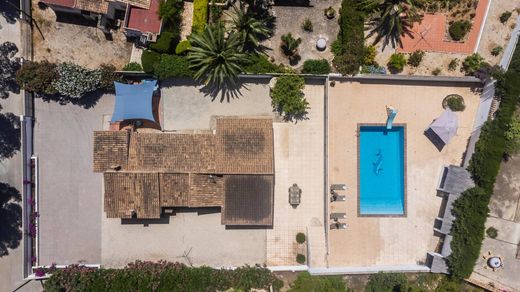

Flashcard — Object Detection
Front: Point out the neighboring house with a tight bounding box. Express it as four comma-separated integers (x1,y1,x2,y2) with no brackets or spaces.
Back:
40,0,162,42
93,117,275,227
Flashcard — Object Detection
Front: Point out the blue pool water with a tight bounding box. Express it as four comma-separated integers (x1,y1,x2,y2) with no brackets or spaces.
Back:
359,126,405,215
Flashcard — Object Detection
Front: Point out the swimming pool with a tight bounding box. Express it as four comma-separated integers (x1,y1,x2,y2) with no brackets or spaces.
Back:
358,125,406,216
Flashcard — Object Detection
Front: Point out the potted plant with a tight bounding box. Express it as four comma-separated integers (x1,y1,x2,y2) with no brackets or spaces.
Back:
296,232,306,244
324,7,336,19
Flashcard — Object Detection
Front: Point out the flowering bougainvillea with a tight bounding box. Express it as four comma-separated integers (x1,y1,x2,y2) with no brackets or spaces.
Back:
52,63,101,98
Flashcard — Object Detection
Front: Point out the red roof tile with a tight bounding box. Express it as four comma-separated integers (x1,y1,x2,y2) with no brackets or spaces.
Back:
126,0,162,34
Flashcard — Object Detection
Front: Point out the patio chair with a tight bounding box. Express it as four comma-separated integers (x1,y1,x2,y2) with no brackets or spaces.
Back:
330,192,346,202
330,184,347,191
330,222,348,230
330,213,347,220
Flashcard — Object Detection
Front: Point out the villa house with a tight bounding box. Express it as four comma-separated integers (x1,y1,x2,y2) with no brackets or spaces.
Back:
93,117,275,226
40,0,162,42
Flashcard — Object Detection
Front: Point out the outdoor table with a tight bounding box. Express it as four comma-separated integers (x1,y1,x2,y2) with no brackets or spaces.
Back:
289,183,301,206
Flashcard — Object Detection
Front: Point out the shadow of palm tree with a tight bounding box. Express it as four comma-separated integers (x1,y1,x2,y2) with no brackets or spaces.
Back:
0,182,22,257
200,80,249,103
0,112,21,160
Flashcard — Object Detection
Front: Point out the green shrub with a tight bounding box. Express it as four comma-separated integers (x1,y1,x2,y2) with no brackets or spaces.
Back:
175,40,191,55
448,187,490,279
331,39,342,56
122,62,143,71
332,0,365,75
443,94,465,111
505,116,520,155
486,226,498,238
491,46,503,57
408,50,425,67
159,0,184,33
150,31,177,54
141,50,161,74
448,58,459,71
387,53,406,73
271,75,308,120
301,18,313,32
296,254,306,264
209,3,223,23
242,54,285,74
99,63,119,89
153,55,192,80
52,63,101,98
296,232,306,244
500,11,512,24
432,67,441,76
192,0,209,33
288,272,346,292
44,262,282,291
449,20,472,41
15,60,58,94
365,273,407,292
363,45,377,66
462,53,484,75
302,59,331,74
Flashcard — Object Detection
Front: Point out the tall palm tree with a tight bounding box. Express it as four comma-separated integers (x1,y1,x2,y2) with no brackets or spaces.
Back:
229,4,271,53
365,0,421,50
188,23,246,87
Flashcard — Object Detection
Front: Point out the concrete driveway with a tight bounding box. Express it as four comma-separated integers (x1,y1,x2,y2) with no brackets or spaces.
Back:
34,94,115,265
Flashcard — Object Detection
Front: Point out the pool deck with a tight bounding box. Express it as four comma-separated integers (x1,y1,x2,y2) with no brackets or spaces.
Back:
326,80,480,267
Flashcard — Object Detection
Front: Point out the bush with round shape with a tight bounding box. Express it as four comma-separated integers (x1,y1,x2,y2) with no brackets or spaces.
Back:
448,58,459,71
51,63,101,98
387,53,406,73
141,50,161,74
153,54,193,80
99,63,119,89
296,232,306,244
301,18,313,32
122,62,143,72
301,59,330,74
363,45,377,66
150,31,178,54
486,227,498,238
462,53,484,75
408,50,425,67
443,94,465,111
432,67,441,76
15,60,58,95
175,40,191,55
491,46,503,57
449,20,472,41
296,254,306,264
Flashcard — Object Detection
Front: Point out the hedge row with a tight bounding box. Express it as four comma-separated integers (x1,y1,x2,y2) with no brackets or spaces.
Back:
332,0,365,75
448,41,520,279
192,0,209,34
43,261,282,292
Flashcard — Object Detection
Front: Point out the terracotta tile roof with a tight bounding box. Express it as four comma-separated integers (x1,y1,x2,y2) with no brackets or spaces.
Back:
188,174,224,207
104,172,160,219
93,131,130,172
215,118,274,174
126,0,161,34
159,173,190,207
221,175,274,226
127,133,217,173
74,0,109,14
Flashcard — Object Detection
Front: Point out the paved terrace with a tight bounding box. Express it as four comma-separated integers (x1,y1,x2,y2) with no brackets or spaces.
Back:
327,79,481,267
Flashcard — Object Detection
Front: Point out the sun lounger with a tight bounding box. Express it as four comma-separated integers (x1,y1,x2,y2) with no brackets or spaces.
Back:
330,184,347,191
330,193,346,202
330,213,347,220
330,222,348,230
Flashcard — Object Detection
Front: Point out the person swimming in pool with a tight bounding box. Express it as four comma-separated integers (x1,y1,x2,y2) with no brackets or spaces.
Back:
373,149,383,175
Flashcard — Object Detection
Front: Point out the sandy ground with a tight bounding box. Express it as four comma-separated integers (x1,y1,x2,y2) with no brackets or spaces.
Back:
32,1,131,69
477,0,520,63
327,79,481,267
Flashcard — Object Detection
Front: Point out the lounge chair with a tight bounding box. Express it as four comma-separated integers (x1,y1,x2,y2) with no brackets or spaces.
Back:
330,193,346,202
330,213,347,220
330,222,348,230
330,184,347,191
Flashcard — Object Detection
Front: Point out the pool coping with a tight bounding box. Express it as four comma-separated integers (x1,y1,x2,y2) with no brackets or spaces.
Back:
356,123,408,218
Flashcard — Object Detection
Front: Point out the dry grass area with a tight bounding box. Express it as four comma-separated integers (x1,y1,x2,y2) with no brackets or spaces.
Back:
477,0,520,63
32,1,131,69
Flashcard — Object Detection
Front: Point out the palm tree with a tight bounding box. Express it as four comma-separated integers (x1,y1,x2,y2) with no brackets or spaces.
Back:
365,0,421,50
229,5,271,53
188,23,246,87
281,33,302,64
